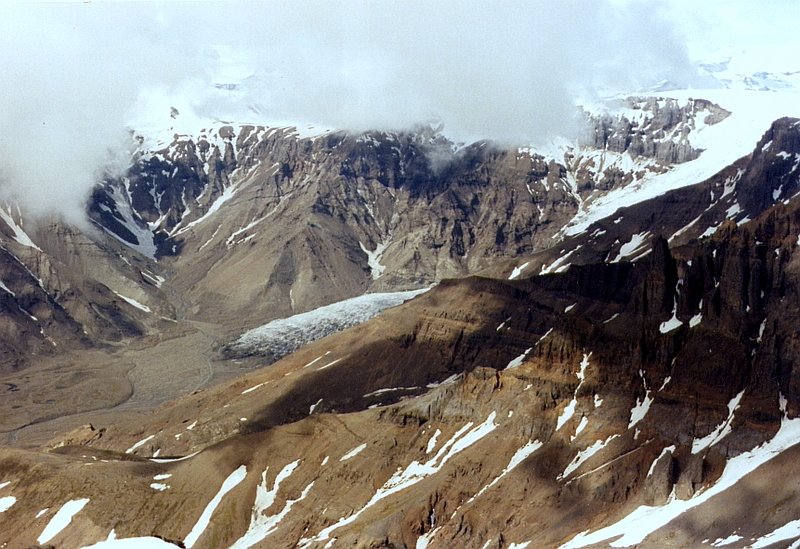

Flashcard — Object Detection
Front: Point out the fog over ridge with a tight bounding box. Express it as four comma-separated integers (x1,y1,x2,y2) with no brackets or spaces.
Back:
0,0,721,223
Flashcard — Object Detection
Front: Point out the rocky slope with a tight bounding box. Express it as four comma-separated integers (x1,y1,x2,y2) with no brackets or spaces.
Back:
3,187,800,547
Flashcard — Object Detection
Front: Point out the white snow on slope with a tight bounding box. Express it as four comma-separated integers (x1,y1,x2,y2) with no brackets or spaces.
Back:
506,348,533,369
559,395,800,548
468,440,543,502
647,446,676,477
565,89,800,237
629,370,653,428
125,434,155,454
151,450,201,464
360,241,388,279
300,412,498,546
416,527,440,549
748,519,800,548
340,443,367,462
82,538,183,549
610,232,650,263
557,353,591,431
509,261,530,280
559,435,620,480
426,429,442,454
228,289,428,359
0,496,16,513
0,206,41,250
712,534,743,547
659,298,683,334
572,416,589,441
184,465,247,548
229,460,315,549
628,392,654,429
113,291,152,313
38,498,90,544
0,280,12,296
541,248,578,275
363,386,419,398
174,180,244,236
97,187,157,259
692,390,745,454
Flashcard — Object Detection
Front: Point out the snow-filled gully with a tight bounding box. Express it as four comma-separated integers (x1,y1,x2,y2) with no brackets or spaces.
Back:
560,395,800,548
299,411,500,547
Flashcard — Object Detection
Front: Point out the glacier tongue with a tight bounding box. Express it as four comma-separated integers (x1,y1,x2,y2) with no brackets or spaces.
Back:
224,288,429,361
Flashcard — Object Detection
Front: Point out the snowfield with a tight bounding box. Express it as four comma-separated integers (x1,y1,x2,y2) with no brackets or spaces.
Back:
565,88,800,237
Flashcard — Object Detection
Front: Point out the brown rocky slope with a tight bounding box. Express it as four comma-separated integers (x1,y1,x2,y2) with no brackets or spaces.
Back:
2,185,800,547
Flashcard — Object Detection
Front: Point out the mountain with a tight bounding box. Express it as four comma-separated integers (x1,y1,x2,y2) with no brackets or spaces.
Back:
88,96,732,330
1,83,800,549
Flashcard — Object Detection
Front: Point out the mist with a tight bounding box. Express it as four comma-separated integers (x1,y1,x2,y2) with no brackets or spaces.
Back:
0,0,704,224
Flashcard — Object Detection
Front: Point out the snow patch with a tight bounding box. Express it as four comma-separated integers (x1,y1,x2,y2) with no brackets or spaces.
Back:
184,465,247,548
572,416,589,441
0,496,16,513
82,537,183,548
628,391,654,428
560,435,620,480
0,206,41,250
426,429,442,454
506,348,533,370
229,460,314,549
647,445,676,477
340,443,367,462
611,232,651,263
126,434,155,454
712,534,743,546
692,390,745,454
509,261,530,280
38,498,90,544
241,382,267,395
659,299,683,334
113,292,152,313
468,440,543,502
541,248,578,275
309,398,323,414
360,241,388,279
749,519,800,548
557,353,591,431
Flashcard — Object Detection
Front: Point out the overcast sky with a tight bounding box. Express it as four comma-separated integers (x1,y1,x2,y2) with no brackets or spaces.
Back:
0,0,798,224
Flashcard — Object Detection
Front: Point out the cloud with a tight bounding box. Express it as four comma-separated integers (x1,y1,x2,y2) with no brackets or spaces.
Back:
0,0,710,223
